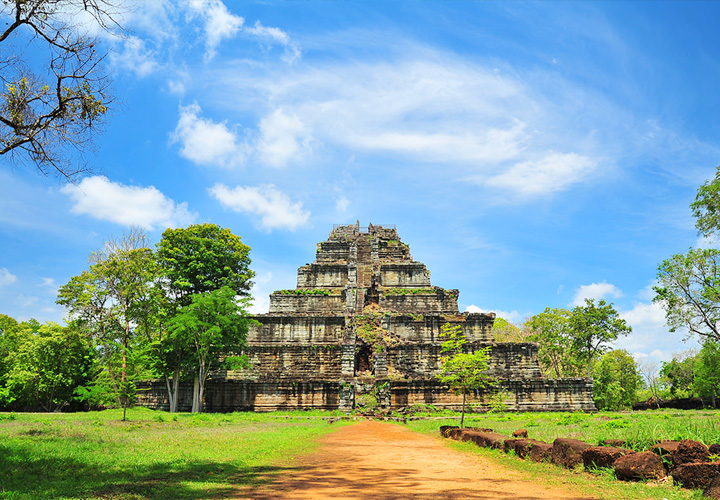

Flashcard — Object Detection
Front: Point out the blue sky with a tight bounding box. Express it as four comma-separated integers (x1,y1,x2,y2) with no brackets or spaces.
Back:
2,0,719,368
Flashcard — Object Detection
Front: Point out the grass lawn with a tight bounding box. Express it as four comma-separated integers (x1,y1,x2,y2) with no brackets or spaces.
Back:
406,409,720,500
0,408,346,500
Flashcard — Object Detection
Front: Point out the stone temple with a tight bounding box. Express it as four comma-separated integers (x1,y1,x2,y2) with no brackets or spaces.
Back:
139,223,595,412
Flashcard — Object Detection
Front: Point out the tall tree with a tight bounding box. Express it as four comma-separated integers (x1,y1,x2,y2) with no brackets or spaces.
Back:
591,349,642,411
526,308,582,378
436,323,492,428
0,0,124,177
157,223,254,304
57,229,157,419
167,287,254,413
690,165,720,238
693,341,720,407
654,248,720,344
569,299,632,378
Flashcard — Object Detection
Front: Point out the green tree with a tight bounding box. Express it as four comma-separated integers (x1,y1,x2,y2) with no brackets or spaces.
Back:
0,0,123,177
690,165,720,238
654,248,720,344
156,223,254,305
591,349,642,410
570,299,631,378
659,352,697,398
167,287,254,413
57,229,157,419
436,323,492,428
693,341,720,407
526,308,582,378
2,321,93,411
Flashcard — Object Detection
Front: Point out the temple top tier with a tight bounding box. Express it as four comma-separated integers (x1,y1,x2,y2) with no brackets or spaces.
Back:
264,223,464,316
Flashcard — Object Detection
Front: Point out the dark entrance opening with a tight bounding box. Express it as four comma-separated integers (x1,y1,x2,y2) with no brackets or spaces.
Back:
355,344,372,374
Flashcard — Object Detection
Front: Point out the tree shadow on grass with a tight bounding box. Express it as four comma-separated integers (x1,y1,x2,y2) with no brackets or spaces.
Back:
0,443,301,499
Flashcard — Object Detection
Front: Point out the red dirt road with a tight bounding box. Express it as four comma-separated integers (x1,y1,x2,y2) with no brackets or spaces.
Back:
247,421,597,500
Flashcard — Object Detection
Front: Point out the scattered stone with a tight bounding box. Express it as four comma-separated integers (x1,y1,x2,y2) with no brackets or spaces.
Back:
512,429,528,438
672,462,720,489
650,440,680,458
504,438,542,459
552,438,591,469
704,475,720,499
468,432,507,449
530,442,553,463
582,446,635,470
614,451,666,481
672,439,710,468
601,438,626,447
440,425,459,438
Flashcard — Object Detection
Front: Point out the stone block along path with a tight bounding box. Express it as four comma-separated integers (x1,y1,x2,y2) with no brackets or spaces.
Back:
244,421,597,500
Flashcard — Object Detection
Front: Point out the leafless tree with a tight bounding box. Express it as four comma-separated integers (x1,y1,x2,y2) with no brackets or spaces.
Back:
0,0,126,179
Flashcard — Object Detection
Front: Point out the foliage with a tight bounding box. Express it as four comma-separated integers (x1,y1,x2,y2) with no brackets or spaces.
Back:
381,287,436,295
0,320,93,411
491,317,531,343
591,350,643,410
167,287,255,413
277,288,331,295
659,352,697,398
654,248,720,344
0,0,123,177
156,223,254,304
690,165,720,238
569,299,631,378
526,308,583,377
436,323,491,428
694,341,720,406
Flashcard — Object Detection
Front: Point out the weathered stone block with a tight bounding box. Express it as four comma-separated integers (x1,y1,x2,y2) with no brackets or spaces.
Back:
504,438,541,459
512,429,528,438
673,462,720,489
552,438,591,469
615,451,666,481
582,446,634,470
530,442,553,462
672,439,711,468
704,475,720,499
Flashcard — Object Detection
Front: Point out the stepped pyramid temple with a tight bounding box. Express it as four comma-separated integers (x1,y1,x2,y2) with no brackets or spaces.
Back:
139,223,595,412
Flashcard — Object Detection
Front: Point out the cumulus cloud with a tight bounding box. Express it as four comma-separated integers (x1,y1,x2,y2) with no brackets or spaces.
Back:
572,281,623,306
481,152,598,197
0,268,17,287
256,109,312,167
465,305,523,324
110,35,160,77
62,176,197,230
246,20,301,63
187,0,244,61
171,103,247,168
209,184,310,231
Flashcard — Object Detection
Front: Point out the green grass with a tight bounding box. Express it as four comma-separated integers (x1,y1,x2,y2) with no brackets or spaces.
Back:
405,409,720,500
0,408,347,500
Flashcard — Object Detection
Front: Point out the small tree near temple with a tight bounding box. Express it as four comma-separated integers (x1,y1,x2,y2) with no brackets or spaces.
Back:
436,323,492,428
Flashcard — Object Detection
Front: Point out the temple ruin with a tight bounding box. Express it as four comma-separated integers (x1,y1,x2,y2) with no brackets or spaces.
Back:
138,223,595,412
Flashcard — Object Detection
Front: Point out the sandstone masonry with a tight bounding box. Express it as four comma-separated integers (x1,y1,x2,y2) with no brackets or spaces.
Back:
137,222,595,412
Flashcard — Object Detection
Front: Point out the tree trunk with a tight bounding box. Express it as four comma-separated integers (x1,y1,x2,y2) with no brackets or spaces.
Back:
460,389,466,428
191,376,201,413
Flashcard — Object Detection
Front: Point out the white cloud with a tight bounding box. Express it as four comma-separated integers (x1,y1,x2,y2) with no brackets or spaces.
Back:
256,109,312,167
614,301,698,365
110,35,160,77
335,196,350,214
249,271,273,315
246,20,301,63
62,176,196,230
481,152,598,196
465,305,523,324
171,103,247,168
0,268,17,287
209,184,310,231
572,281,623,306
187,0,244,61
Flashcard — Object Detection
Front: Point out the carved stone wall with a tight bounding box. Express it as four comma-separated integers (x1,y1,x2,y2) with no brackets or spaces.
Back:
137,222,596,412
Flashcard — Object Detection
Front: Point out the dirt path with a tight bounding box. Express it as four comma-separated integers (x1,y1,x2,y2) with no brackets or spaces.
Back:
245,421,597,500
